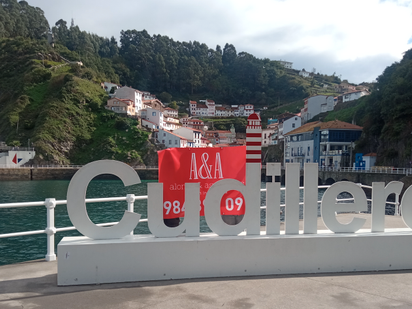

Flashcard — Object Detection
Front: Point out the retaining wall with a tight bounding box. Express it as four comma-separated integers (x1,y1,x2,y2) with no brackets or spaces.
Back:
0,168,158,181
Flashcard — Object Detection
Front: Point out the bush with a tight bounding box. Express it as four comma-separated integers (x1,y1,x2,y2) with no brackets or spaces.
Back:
115,118,131,130
26,67,52,84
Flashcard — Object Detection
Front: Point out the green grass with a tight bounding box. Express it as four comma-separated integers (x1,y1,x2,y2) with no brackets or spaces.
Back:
25,82,49,111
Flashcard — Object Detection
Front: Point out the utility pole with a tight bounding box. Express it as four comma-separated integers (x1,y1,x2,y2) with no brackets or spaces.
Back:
349,142,354,169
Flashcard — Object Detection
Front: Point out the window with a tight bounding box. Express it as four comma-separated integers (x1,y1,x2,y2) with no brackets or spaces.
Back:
308,146,310,154
292,123,295,128
163,133,166,137
169,140,171,145
175,140,178,145
152,112,156,116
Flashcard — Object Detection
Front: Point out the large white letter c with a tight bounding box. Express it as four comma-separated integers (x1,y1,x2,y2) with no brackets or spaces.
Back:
67,160,141,239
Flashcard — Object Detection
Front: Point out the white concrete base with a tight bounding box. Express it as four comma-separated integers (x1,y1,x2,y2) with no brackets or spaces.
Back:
57,229,412,285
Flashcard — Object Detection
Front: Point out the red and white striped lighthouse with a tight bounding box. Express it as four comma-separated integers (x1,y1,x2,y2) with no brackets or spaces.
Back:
246,113,262,164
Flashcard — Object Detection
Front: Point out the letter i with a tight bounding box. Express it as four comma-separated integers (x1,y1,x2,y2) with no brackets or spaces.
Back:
285,163,300,234
266,163,281,235
303,163,318,234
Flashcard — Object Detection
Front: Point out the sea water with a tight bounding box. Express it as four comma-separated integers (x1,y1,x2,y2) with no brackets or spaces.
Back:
0,179,327,266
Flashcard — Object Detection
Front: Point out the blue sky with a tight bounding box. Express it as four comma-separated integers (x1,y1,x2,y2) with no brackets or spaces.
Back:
29,0,412,84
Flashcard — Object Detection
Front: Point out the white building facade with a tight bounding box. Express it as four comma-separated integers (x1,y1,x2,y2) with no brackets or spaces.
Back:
157,129,187,148
284,120,363,168
174,127,202,147
140,107,164,130
301,95,335,123
114,86,143,114
342,90,369,103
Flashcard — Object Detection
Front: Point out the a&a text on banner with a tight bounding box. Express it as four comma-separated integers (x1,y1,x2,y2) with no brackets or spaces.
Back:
158,146,246,219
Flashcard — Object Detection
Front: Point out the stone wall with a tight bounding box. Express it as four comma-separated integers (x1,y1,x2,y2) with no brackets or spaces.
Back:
0,168,158,181
0,168,31,180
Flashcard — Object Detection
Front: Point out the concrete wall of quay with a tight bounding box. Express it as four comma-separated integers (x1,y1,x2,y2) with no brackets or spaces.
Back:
260,167,409,187
318,170,405,185
0,168,31,180
0,167,158,181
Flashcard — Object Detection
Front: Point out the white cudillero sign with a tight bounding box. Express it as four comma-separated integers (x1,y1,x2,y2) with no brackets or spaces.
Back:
58,160,412,286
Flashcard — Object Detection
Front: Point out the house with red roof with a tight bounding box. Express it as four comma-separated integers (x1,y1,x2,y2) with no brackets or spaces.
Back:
189,99,252,117
105,97,136,116
113,86,143,114
156,129,188,148
174,127,202,147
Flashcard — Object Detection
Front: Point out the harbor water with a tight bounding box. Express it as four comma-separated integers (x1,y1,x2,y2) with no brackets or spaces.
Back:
0,179,371,266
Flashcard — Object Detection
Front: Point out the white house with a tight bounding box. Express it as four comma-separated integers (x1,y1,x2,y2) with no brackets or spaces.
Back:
199,99,216,116
163,107,178,118
301,95,335,123
189,101,197,115
114,86,143,115
140,107,164,129
262,128,277,147
156,129,188,148
342,90,369,103
141,119,157,130
216,106,230,117
142,91,156,100
163,117,181,131
242,104,255,117
103,82,120,97
173,127,202,147
299,69,311,78
279,60,293,69
283,115,302,135
105,97,136,116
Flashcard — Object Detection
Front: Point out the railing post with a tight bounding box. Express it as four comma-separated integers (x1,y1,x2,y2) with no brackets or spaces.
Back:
126,194,136,235
395,194,400,216
45,198,57,261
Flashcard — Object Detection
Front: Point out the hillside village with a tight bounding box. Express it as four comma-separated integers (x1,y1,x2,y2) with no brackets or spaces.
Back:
102,76,372,169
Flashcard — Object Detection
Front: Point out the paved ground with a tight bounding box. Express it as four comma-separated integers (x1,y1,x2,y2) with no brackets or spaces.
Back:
1,214,412,309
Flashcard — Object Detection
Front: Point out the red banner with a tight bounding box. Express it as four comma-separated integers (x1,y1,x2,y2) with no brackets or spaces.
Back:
158,147,246,218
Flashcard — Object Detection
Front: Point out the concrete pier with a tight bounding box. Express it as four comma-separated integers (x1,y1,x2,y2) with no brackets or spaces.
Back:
1,214,412,308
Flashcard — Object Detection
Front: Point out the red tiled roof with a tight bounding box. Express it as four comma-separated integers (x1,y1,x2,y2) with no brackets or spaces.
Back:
110,97,134,106
286,120,362,135
213,143,230,147
177,127,202,133
161,129,187,140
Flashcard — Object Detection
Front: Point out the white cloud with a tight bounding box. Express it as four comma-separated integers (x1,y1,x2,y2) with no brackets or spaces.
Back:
28,0,412,84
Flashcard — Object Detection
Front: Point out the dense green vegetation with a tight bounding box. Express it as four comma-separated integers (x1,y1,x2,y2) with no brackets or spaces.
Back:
310,49,412,167
2,0,411,167
0,36,151,164
354,49,412,166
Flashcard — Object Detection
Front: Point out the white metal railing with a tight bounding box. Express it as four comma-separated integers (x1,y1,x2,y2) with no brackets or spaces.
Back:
0,164,159,169
0,183,400,262
0,194,148,262
258,184,401,214
318,166,412,175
